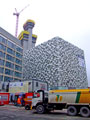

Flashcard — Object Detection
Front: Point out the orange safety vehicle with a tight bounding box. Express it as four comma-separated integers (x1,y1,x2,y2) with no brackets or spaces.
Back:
14,92,40,109
14,92,33,109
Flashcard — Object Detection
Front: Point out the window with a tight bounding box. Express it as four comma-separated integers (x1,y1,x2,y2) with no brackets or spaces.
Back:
0,36,2,42
16,46,23,53
5,69,13,76
15,58,22,65
7,48,15,55
4,76,13,81
0,51,5,58
5,61,14,69
0,75,3,81
14,78,21,81
0,95,8,100
32,37,36,43
0,67,4,73
21,40,23,46
0,36,7,44
15,65,22,71
0,59,5,66
14,71,22,78
0,43,6,51
6,54,14,62
7,41,15,49
16,52,22,59
36,82,38,87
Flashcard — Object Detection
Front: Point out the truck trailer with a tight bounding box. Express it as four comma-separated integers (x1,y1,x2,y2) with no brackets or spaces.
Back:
32,89,90,117
9,80,48,93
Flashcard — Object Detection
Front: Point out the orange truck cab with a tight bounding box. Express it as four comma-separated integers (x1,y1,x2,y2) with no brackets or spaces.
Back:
25,92,40,110
14,92,33,108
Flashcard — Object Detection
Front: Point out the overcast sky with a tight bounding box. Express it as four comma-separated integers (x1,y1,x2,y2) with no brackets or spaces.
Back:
0,0,90,86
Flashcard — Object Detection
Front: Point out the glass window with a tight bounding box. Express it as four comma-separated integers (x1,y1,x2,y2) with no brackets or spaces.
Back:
0,36,7,44
14,71,22,78
0,75,3,81
0,95,8,100
15,65,22,71
7,41,15,49
4,76,13,81
32,37,36,43
14,78,21,81
5,69,13,76
16,52,22,59
36,82,38,87
16,46,23,53
0,59,5,66
6,54,14,62
5,61,14,69
0,67,4,73
15,58,22,65
2,37,7,44
0,43,6,51
7,48,15,55
0,51,5,58
0,36,2,42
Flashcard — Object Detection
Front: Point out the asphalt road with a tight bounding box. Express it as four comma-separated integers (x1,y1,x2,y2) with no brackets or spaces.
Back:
0,105,90,120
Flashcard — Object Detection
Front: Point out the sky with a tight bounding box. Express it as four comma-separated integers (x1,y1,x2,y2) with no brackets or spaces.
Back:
0,0,90,86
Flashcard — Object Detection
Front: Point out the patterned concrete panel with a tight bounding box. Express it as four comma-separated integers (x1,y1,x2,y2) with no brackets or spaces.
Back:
23,37,88,89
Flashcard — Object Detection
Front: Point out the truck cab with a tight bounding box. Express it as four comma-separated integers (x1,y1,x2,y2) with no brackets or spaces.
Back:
32,90,49,113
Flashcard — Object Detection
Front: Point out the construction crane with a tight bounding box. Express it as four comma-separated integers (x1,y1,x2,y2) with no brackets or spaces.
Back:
13,4,29,37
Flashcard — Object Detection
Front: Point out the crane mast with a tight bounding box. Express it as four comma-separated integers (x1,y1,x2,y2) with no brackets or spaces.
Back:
13,4,29,37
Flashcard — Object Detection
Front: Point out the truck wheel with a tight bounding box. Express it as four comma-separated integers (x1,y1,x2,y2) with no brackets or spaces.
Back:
36,105,45,114
25,105,30,110
80,107,90,117
67,106,77,116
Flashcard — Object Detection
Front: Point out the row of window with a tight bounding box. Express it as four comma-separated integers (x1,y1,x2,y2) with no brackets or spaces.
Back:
0,50,22,60
16,52,22,59
6,61,14,69
15,65,22,71
7,47,23,58
0,66,22,74
0,36,23,53
7,48,15,55
0,68,22,77
0,75,21,81
0,52,22,65
0,36,7,44
0,44,22,58
15,71,22,77
7,40,15,49
15,58,22,65
6,54,14,62
0,60,22,71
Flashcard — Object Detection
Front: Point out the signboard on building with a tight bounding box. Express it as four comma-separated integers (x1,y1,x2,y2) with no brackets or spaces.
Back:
9,82,28,93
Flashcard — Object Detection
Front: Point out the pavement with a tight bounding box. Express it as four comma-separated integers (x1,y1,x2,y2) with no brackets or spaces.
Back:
0,105,90,120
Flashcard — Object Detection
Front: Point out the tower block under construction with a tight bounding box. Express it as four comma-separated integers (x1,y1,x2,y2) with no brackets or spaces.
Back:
18,19,37,52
